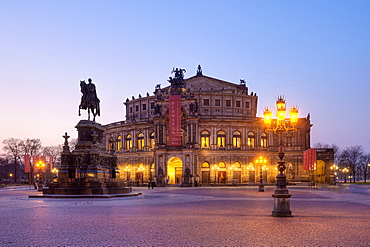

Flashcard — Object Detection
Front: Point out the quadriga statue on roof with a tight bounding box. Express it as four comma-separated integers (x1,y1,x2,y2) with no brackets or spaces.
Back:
78,78,100,122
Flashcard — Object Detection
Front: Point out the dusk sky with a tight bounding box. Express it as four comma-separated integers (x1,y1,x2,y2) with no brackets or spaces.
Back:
1,0,369,153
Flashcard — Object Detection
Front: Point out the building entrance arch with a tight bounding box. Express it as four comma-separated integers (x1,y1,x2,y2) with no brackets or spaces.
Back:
167,157,183,184
315,160,326,183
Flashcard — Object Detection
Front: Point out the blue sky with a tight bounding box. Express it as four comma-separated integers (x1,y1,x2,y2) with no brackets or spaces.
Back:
1,0,370,153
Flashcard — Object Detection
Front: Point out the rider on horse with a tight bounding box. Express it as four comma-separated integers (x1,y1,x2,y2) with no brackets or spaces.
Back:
79,78,100,122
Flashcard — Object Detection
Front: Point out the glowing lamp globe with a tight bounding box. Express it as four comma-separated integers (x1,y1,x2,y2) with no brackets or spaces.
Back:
263,108,273,125
289,107,298,125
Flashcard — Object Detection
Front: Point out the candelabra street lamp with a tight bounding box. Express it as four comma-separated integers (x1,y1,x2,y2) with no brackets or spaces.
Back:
256,156,268,192
52,168,59,181
263,96,298,217
330,165,339,185
35,160,46,182
212,165,219,184
124,166,131,185
137,166,145,185
342,167,349,183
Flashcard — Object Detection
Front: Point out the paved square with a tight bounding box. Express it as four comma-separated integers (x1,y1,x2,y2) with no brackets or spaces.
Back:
1,185,369,246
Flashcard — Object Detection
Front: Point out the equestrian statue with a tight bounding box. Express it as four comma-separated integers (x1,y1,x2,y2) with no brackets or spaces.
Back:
78,78,100,122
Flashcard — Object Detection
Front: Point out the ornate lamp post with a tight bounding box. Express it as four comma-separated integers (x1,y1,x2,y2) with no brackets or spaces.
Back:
247,164,255,184
330,165,339,185
263,96,298,217
52,168,59,181
342,167,349,183
137,166,145,185
212,165,219,184
35,160,46,182
255,156,267,192
124,166,131,184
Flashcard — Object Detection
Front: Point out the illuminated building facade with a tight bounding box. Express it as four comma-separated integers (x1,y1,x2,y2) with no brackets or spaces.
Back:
103,66,333,186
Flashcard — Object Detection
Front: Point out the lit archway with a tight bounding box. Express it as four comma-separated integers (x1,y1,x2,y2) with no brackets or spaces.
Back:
167,157,183,184
315,160,326,183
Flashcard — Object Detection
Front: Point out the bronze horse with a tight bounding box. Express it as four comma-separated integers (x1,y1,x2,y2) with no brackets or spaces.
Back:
78,78,100,122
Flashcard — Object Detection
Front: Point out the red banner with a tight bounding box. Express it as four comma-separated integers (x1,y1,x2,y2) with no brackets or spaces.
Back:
169,95,182,146
303,148,316,170
24,155,30,173
33,155,39,172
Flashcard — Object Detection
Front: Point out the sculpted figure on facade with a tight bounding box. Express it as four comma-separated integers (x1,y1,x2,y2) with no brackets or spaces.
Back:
196,65,203,76
168,67,186,88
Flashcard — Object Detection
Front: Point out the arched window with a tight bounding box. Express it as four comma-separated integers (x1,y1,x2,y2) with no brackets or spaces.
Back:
247,131,255,148
261,133,267,148
218,161,226,168
150,132,155,148
201,130,210,148
217,131,226,147
201,162,210,168
116,135,122,151
233,131,241,148
233,161,241,168
137,133,145,149
109,137,114,151
125,134,132,150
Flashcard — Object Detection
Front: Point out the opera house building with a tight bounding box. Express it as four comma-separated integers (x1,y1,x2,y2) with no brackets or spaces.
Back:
103,66,334,186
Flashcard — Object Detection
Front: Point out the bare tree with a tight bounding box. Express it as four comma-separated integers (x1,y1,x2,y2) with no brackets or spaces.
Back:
69,138,77,152
313,142,328,148
20,139,42,183
331,143,341,165
2,138,23,182
43,145,63,167
339,145,364,183
360,153,370,183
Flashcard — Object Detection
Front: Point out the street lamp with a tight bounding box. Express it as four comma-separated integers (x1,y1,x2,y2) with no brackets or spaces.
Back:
124,166,131,184
137,166,145,185
212,165,219,184
263,96,298,217
330,165,339,185
52,168,59,180
247,164,255,184
342,167,349,183
35,160,46,181
255,156,267,192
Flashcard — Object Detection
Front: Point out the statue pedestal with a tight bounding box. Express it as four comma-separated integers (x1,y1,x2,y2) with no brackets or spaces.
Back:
182,175,192,187
43,178,132,196
42,120,135,197
155,175,165,187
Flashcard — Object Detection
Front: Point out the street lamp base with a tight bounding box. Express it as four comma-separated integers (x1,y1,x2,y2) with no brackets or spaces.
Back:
272,193,292,217
258,184,265,192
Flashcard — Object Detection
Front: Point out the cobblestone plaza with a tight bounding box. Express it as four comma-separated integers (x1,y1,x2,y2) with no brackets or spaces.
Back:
1,185,370,246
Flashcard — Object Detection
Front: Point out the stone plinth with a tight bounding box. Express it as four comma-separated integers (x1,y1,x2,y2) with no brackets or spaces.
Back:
43,178,132,195
272,172,292,217
43,120,135,197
